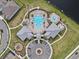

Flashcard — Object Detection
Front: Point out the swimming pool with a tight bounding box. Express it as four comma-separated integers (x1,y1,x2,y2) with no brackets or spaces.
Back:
51,16,57,21
32,16,45,31
50,14,59,24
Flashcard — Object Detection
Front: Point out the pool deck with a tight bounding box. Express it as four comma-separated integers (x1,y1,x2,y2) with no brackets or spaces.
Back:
29,9,48,33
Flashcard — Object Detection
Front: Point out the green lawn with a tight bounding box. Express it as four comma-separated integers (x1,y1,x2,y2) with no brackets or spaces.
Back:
52,27,79,59
7,0,79,59
9,26,29,57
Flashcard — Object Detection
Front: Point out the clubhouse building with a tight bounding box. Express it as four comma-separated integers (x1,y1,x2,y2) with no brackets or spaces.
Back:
17,8,65,41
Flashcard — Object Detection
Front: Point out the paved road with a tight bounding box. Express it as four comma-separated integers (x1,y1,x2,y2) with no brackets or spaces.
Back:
0,19,9,52
69,49,79,59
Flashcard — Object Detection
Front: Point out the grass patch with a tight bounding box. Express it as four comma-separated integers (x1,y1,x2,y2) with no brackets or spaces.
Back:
9,25,29,56
52,27,79,59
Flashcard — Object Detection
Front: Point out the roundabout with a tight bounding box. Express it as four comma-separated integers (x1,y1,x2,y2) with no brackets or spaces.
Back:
36,48,43,55
26,39,52,59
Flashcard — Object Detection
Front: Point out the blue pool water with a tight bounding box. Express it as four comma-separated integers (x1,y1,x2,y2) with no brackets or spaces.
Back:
33,16,44,30
52,16,56,20
51,16,57,23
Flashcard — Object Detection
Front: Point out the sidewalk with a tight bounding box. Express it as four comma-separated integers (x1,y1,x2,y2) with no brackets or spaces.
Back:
65,45,79,59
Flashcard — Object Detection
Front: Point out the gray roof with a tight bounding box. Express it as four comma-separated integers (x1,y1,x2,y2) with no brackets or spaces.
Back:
51,29,60,38
26,33,33,39
45,23,60,39
46,23,60,31
17,26,33,41
44,32,51,39
0,0,7,6
2,1,20,20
